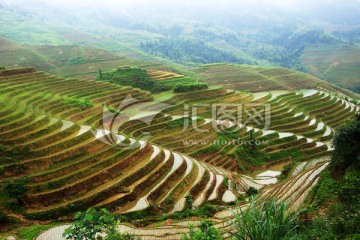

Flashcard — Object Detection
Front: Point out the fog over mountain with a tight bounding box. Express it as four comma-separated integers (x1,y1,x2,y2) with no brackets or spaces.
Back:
1,0,360,25
0,0,359,89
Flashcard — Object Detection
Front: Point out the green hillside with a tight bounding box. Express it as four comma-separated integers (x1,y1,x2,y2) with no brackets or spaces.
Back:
195,63,360,100
0,36,189,81
302,44,360,92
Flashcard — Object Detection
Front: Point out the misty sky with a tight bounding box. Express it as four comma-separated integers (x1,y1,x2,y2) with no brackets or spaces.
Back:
1,0,359,11
1,0,360,26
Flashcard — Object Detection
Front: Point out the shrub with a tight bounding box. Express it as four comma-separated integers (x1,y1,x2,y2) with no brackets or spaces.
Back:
166,117,192,129
0,67,35,76
3,146,31,159
294,203,360,239
228,197,301,240
63,208,114,240
99,67,155,92
332,113,360,174
0,211,10,224
107,107,122,115
309,170,338,206
185,194,193,210
280,162,296,179
0,144,6,152
293,113,360,239
293,217,337,240
246,187,258,196
67,56,88,65
0,66,5,70
158,204,218,221
63,208,135,240
174,82,208,93
223,177,229,189
339,168,360,203
233,145,267,167
64,97,94,109
182,220,222,240
106,232,137,240
3,177,28,205
326,203,360,237
152,82,172,92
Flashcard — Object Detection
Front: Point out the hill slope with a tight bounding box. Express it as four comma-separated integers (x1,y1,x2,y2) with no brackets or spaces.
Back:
195,64,360,100
0,67,358,221
302,44,360,91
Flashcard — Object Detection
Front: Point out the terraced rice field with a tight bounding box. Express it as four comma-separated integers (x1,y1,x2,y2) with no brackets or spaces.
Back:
148,70,185,81
0,68,249,221
195,63,360,100
0,67,358,239
302,44,360,89
127,88,356,173
37,160,329,239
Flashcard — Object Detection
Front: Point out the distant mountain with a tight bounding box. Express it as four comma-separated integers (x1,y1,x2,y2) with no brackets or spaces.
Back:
0,0,359,92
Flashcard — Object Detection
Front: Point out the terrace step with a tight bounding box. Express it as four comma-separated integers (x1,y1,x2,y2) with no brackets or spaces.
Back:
25,143,153,207
26,145,163,216
193,163,216,207
170,157,205,213
0,69,355,221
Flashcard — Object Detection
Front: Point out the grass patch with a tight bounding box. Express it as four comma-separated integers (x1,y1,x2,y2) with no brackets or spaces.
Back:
117,204,220,226
107,107,122,115
165,117,193,129
0,222,60,240
174,82,208,93
63,97,94,109
157,204,219,222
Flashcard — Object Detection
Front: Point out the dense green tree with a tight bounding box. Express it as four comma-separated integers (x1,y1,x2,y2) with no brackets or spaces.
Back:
3,177,28,205
106,231,137,240
99,67,155,92
63,208,116,240
334,29,360,44
0,211,10,224
184,194,193,210
141,37,249,65
343,85,360,93
293,113,360,239
63,208,135,240
246,187,258,196
174,82,208,93
252,28,336,71
332,113,360,173
182,220,222,240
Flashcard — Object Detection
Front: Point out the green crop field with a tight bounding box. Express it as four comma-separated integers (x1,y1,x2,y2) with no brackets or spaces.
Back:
0,65,358,239
194,63,360,100
0,36,189,83
302,44,360,88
